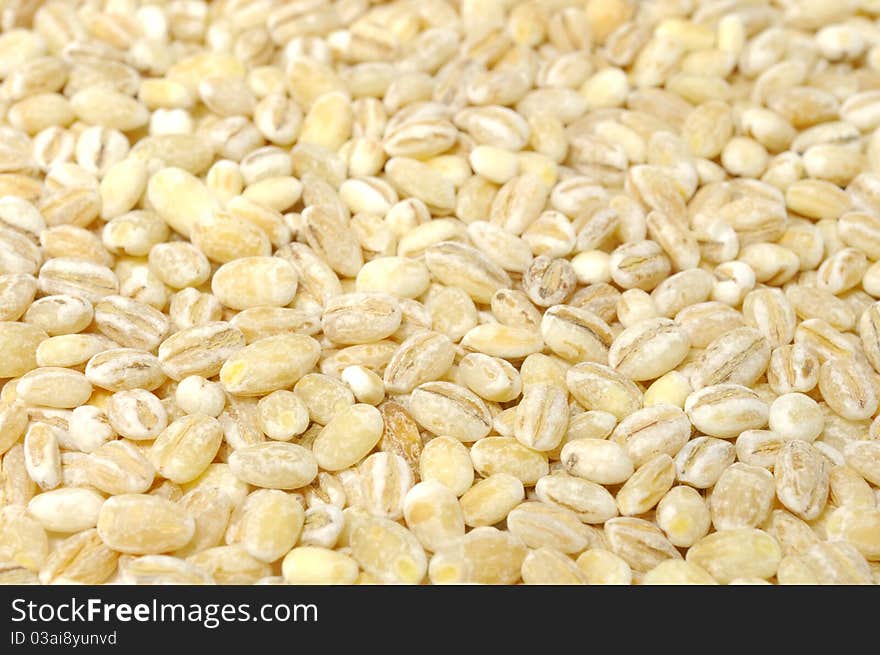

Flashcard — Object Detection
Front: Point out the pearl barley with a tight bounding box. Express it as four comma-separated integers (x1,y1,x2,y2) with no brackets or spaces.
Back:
769,393,824,442
0,0,878,588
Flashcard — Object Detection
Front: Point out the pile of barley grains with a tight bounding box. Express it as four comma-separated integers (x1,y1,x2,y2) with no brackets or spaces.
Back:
0,0,879,586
